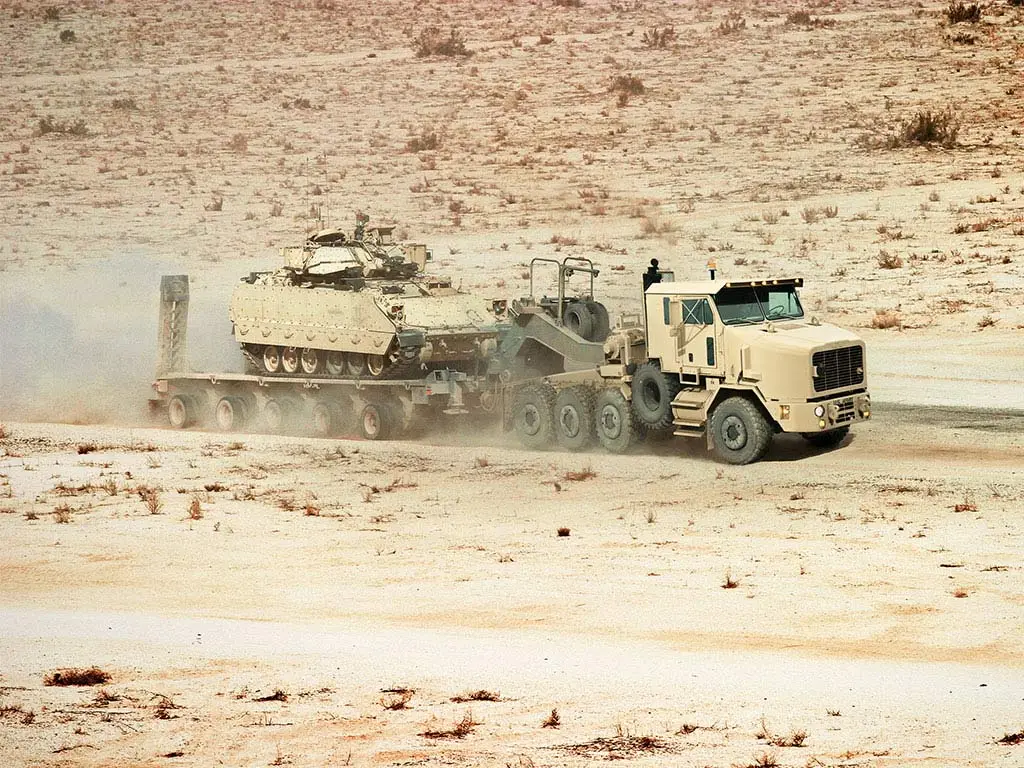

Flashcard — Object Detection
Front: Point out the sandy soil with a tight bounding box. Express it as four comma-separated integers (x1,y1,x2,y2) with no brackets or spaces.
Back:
2,1,1024,766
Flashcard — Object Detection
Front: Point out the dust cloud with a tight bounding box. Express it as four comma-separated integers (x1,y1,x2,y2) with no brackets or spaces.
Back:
0,254,244,425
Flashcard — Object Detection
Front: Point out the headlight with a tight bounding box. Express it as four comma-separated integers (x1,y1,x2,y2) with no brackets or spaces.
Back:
814,405,825,418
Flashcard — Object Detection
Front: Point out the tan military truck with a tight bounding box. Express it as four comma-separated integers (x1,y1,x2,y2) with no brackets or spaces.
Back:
505,269,871,464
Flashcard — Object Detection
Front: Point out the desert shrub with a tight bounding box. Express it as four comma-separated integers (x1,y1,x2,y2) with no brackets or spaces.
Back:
870,309,902,329
59,29,75,43
37,115,88,137
421,711,480,739
876,250,903,269
414,27,471,57
53,504,72,524
886,109,960,149
945,2,981,23
610,74,644,95
43,6,61,21
112,97,137,110
717,11,746,35
641,26,675,48
786,11,835,27
45,667,111,686
406,129,440,153
451,689,500,702
542,708,561,728
554,0,583,6
227,133,248,153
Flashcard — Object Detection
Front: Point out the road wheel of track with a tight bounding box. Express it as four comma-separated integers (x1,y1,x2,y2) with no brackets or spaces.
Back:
563,301,595,340
366,354,386,378
347,353,366,377
710,396,772,465
358,402,392,440
215,396,248,432
595,388,639,454
801,426,850,449
554,386,595,452
280,346,300,374
167,395,195,429
325,351,346,376
300,348,321,375
631,361,681,431
262,345,281,374
585,300,611,342
512,384,556,450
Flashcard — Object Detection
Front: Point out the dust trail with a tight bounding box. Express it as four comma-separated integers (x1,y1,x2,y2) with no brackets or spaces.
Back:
0,255,249,425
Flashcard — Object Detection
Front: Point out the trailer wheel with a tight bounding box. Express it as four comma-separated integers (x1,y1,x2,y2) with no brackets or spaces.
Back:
801,426,849,449
585,300,611,342
262,398,295,434
310,401,341,437
512,384,556,450
709,396,771,465
262,345,281,374
554,386,595,451
359,402,394,440
167,395,195,429
595,389,639,454
281,346,300,374
631,361,681,431
215,396,248,432
563,301,595,341
325,351,346,376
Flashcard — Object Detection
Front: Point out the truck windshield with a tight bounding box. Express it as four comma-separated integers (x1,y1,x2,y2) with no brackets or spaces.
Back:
714,285,804,325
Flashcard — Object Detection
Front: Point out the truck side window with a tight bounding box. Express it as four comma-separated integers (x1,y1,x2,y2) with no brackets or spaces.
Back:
683,298,713,326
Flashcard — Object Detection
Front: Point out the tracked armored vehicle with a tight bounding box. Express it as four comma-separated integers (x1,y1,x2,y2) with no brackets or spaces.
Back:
229,223,506,379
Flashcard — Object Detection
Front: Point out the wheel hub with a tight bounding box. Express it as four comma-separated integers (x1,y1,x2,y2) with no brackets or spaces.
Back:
721,414,747,450
521,404,541,436
600,405,621,439
558,405,580,437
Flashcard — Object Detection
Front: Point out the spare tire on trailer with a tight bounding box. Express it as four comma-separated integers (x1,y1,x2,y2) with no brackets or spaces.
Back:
630,361,681,432
563,301,595,341
585,300,611,342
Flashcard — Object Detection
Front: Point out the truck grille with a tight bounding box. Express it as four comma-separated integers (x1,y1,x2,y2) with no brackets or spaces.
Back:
812,345,864,393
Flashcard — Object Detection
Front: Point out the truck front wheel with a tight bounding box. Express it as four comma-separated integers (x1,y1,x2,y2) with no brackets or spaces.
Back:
709,396,771,465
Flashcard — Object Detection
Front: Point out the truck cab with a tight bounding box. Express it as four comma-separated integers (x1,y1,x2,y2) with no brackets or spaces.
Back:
636,277,871,463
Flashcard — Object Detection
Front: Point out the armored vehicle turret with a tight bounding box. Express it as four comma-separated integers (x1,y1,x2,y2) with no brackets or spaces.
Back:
229,222,506,379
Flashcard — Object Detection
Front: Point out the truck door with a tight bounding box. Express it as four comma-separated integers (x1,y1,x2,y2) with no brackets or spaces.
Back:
675,297,722,377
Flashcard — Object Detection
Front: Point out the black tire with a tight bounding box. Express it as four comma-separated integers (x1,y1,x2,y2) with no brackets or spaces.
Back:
563,301,595,341
167,395,195,429
709,396,772,465
310,401,341,437
801,426,850,449
262,398,295,434
215,396,248,432
512,384,557,450
630,361,681,431
553,386,595,452
358,402,392,440
594,388,639,454
585,300,611,342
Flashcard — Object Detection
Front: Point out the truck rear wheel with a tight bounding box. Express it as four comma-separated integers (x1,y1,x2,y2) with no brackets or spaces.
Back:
709,396,771,465
801,426,849,449
553,386,594,451
512,384,556,450
311,401,341,437
167,395,195,429
631,361,681,431
263,398,296,434
215,396,249,432
595,389,639,454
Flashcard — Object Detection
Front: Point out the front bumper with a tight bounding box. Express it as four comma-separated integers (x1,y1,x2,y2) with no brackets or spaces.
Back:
774,392,871,433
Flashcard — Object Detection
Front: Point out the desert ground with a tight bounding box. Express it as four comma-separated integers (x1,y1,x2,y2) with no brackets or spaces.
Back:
1,0,1023,766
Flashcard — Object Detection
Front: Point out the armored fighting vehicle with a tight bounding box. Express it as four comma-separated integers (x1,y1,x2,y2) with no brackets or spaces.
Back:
229,221,506,379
